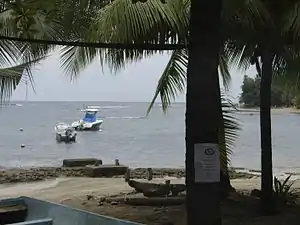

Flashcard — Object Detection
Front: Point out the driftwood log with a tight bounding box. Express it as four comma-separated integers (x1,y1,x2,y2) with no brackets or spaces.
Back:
127,180,185,197
106,197,185,206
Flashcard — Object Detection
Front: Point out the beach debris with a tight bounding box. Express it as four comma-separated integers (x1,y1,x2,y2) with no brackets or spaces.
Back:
124,168,131,182
19,128,23,131
119,196,185,206
127,179,185,197
20,144,25,148
97,202,104,206
115,159,120,166
86,194,94,200
147,168,153,181
110,201,119,205
98,196,106,203
59,198,71,203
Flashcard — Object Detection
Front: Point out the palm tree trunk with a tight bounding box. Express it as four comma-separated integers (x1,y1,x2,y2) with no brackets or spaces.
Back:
260,50,275,214
185,0,222,224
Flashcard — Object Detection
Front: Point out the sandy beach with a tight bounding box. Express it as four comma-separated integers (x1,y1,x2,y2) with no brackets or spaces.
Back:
0,177,263,201
0,164,299,225
1,176,300,225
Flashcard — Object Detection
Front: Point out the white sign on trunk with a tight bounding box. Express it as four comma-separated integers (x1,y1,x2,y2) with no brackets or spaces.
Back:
194,143,220,183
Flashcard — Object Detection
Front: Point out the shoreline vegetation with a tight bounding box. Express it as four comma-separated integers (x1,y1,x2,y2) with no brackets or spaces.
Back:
236,107,300,114
0,166,258,184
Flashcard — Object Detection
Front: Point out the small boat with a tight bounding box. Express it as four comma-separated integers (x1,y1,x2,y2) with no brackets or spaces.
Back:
72,107,103,131
54,122,77,143
0,196,140,225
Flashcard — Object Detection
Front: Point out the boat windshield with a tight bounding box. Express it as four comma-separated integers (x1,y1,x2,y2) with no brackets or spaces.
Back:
83,111,97,122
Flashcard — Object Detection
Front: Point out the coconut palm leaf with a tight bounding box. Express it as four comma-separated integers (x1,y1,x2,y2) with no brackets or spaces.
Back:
59,45,99,79
219,95,240,169
59,0,189,76
145,47,240,168
147,48,187,114
146,46,234,114
0,57,43,104
90,0,188,44
219,45,231,91
0,0,97,102
58,0,268,77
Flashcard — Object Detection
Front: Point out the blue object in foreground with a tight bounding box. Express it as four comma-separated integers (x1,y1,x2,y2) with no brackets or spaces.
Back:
0,196,142,225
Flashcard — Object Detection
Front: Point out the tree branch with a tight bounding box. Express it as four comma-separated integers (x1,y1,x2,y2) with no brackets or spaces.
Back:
0,35,186,50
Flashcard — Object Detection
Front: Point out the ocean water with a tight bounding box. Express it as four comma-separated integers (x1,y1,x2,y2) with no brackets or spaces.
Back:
1,101,300,175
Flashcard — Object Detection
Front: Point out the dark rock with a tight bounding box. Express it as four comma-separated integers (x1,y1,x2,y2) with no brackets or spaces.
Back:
85,165,128,177
62,158,102,167
86,195,93,200
147,168,153,181
99,196,106,202
124,169,131,182
251,189,261,197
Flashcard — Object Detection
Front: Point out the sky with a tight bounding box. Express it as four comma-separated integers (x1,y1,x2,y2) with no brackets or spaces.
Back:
11,51,257,103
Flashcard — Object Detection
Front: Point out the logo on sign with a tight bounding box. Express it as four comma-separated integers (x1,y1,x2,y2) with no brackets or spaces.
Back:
204,148,215,155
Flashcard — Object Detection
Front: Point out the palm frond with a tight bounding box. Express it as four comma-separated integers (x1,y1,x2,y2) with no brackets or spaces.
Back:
147,48,187,114
219,94,240,170
144,49,239,170
83,0,188,72
147,47,235,114
0,57,43,103
90,0,187,44
219,45,231,91
59,45,98,79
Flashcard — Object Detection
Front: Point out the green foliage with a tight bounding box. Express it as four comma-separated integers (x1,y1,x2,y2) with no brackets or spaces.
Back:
0,0,105,102
219,95,240,170
274,175,299,206
239,74,294,108
292,96,300,109
239,75,260,107
57,0,241,171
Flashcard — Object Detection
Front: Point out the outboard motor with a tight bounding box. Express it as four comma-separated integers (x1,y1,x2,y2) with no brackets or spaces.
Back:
65,128,75,142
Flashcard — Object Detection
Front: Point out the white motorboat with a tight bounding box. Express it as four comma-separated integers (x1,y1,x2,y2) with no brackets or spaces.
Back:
55,122,77,143
72,107,103,131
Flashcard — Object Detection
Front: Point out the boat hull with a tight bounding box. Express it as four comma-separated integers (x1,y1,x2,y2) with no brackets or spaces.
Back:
72,120,103,131
55,122,77,143
0,196,141,225
55,133,76,143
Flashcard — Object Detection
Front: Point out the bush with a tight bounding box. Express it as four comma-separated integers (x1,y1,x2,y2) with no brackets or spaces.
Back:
274,175,299,207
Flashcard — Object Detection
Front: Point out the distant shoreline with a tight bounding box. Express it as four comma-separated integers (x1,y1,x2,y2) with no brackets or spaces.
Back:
236,107,300,114
0,166,257,185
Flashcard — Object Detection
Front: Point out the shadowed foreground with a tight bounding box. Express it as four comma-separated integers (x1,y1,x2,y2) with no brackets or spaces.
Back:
62,192,300,225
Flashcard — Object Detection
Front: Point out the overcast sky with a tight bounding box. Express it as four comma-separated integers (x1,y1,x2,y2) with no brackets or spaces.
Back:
11,51,257,103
